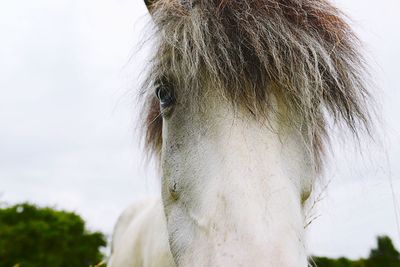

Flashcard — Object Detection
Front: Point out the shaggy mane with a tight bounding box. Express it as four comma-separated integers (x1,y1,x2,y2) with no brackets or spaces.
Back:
141,0,371,173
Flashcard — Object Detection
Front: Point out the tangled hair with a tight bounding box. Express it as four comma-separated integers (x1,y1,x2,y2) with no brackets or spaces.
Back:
141,0,372,173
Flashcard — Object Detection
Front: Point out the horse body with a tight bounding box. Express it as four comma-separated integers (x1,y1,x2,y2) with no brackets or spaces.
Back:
108,197,175,267
110,0,372,266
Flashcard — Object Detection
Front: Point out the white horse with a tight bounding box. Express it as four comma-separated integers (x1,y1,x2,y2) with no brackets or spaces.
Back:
109,0,372,266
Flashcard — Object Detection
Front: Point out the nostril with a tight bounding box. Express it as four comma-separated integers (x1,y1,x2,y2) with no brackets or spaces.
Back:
169,181,179,201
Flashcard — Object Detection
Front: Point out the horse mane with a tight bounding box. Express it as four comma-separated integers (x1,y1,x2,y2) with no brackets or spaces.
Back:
141,0,372,173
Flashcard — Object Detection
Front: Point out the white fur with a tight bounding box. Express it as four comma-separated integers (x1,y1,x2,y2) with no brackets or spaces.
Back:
108,197,175,267
159,95,311,266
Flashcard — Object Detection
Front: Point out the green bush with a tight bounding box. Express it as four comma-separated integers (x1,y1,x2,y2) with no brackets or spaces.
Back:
0,203,106,267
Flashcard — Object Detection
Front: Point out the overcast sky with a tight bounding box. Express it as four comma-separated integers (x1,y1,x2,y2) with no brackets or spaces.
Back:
0,0,399,259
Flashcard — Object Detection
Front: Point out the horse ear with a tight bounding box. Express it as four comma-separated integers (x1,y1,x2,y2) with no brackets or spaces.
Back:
144,0,156,12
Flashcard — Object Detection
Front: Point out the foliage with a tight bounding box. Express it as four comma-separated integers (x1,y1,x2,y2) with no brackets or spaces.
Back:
312,236,400,267
0,203,106,267
367,236,400,267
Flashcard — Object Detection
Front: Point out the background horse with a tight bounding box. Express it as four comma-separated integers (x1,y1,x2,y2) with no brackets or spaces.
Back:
110,0,372,266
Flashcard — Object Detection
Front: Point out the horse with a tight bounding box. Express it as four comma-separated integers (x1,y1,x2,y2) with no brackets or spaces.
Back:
109,0,372,266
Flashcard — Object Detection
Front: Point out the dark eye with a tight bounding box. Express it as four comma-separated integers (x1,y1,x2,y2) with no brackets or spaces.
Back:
155,85,174,109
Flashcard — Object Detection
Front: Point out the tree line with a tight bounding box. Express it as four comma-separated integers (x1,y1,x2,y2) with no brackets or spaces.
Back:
312,236,400,267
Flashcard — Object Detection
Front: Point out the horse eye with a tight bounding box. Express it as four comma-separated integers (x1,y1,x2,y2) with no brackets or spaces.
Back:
155,85,174,109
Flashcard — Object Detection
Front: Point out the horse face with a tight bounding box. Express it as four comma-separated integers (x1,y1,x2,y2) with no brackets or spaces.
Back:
155,84,311,266
144,1,314,266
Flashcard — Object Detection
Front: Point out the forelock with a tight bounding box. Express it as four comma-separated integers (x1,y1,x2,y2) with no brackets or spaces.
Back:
141,0,373,173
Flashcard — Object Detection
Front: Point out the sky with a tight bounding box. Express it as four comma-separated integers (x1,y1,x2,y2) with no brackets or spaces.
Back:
0,0,399,259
